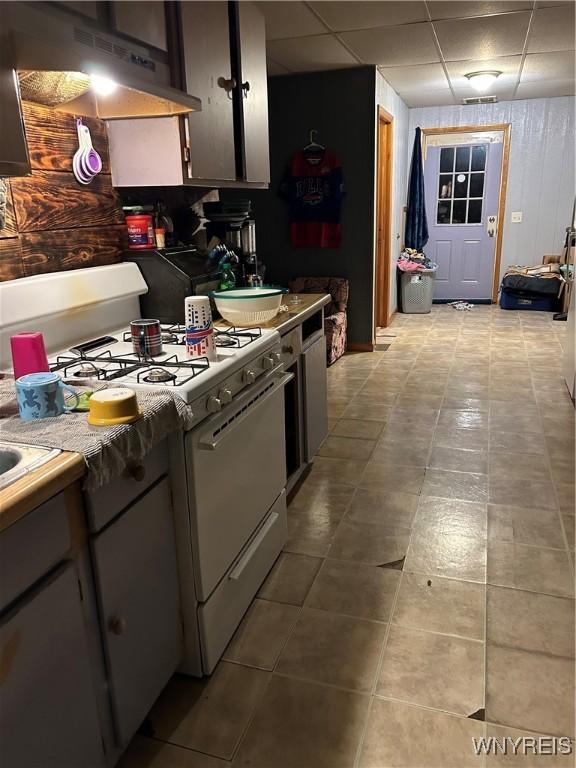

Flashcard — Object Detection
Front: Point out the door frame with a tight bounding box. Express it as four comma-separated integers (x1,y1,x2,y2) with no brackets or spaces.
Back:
421,124,511,302
375,107,394,329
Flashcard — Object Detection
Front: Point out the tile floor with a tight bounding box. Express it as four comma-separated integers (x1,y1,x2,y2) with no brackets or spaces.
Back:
119,306,575,768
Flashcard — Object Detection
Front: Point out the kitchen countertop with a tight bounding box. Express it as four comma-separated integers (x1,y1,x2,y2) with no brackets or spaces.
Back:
215,293,330,336
0,451,85,532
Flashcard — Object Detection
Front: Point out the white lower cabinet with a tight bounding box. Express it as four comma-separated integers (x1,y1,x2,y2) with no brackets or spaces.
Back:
91,476,181,748
0,563,105,768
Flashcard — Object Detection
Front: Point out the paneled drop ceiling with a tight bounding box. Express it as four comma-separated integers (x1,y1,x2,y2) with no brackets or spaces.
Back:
256,1,575,106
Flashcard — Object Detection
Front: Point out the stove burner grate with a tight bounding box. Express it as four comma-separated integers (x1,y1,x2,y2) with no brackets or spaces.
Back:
140,368,177,384
51,349,210,387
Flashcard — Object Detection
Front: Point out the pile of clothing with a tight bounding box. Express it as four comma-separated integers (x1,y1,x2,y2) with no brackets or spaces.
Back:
397,248,437,273
500,264,566,311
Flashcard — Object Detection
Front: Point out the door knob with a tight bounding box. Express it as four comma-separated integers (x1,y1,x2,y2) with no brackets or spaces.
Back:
217,77,237,93
241,81,250,97
487,215,497,238
108,616,127,636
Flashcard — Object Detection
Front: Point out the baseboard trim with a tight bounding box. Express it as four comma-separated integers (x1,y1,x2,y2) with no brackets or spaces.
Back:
432,298,494,305
347,342,375,352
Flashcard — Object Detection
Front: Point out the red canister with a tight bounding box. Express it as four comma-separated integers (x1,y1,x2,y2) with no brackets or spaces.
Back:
126,214,155,250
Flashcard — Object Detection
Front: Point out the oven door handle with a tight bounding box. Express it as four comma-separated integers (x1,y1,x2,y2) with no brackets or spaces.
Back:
228,511,279,582
197,372,294,451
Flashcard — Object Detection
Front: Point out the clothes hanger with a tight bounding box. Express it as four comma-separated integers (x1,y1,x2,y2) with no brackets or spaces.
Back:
303,129,325,152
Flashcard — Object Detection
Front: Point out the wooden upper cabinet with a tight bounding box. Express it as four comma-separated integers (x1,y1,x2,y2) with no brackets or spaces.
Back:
181,1,236,181
112,1,168,51
58,1,100,20
237,2,270,184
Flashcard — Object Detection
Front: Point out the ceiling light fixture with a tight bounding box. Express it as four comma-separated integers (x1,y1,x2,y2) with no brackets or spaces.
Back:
465,71,501,93
90,74,117,96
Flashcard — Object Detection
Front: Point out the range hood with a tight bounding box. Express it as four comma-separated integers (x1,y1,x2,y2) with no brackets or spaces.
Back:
5,2,201,120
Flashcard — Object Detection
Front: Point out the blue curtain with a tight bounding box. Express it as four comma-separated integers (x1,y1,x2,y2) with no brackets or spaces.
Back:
405,127,429,251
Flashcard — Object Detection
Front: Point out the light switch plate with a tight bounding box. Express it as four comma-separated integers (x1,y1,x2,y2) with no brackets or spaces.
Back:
511,211,523,223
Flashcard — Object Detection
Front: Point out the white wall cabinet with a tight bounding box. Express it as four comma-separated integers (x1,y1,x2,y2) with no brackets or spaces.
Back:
0,564,105,768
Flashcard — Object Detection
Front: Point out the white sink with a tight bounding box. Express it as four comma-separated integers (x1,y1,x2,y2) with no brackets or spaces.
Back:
0,443,61,490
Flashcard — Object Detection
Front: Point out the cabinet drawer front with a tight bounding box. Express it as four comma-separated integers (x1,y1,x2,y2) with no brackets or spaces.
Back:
0,564,104,768
91,476,181,748
198,491,287,673
0,492,70,612
85,439,168,531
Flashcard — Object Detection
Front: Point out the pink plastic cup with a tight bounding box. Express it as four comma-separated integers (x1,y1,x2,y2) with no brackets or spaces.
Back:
10,332,50,379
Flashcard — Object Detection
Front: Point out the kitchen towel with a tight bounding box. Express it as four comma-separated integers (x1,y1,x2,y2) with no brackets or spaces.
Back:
0,376,194,491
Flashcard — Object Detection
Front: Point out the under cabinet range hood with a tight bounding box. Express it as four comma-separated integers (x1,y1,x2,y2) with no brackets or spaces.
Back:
4,2,201,120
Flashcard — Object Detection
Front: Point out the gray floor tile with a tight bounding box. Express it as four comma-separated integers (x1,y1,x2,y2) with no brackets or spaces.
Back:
331,419,384,440
258,553,323,606
305,558,400,622
117,737,228,768
307,456,367,486
360,462,426,495
318,435,377,461
487,541,574,597
487,504,565,549
233,675,370,768
406,529,486,582
285,510,341,557
422,468,488,503
486,645,575,737
393,572,485,640
429,446,488,474
276,608,386,692
377,625,484,716
148,664,269,760
288,478,354,519
328,519,410,567
433,426,490,451
359,698,485,768
370,436,431,467
487,586,575,658
415,496,487,538
223,599,301,671
346,487,418,528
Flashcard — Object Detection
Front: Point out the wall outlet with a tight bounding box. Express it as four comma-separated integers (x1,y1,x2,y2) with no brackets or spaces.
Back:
511,211,523,223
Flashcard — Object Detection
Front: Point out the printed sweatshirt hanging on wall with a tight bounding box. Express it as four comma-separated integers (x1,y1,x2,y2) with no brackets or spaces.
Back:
281,145,344,249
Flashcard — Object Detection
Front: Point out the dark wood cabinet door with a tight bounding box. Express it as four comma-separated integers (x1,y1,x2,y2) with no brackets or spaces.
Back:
0,564,105,768
112,1,168,51
238,2,270,184
181,1,236,181
91,477,181,747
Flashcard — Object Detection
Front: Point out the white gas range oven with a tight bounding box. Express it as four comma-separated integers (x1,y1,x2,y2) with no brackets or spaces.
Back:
0,263,291,675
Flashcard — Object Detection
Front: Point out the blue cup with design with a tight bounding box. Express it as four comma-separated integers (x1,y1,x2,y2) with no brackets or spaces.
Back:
16,372,80,421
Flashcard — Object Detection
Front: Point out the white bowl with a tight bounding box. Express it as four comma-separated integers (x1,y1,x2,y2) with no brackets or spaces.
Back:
211,287,287,326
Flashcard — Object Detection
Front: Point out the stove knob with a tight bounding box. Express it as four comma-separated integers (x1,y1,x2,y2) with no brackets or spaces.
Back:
206,395,222,413
262,355,275,370
271,352,281,364
219,387,232,404
243,368,256,385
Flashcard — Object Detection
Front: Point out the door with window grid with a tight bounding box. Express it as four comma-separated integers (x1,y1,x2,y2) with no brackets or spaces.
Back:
424,141,503,300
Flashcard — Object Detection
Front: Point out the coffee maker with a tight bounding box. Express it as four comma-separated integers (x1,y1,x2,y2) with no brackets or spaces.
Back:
203,201,263,287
